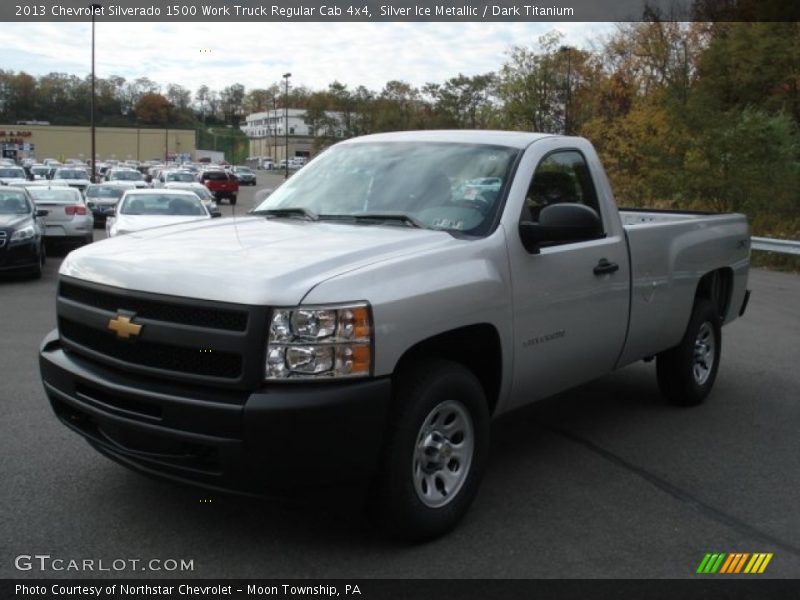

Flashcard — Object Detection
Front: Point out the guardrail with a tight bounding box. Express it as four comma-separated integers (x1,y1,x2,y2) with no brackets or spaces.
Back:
751,237,800,256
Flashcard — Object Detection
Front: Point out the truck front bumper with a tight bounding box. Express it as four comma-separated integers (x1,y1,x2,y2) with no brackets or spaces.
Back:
39,329,391,494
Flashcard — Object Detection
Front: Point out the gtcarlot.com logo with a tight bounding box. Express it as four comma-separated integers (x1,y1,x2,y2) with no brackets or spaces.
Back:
696,552,773,574
14,554,194,572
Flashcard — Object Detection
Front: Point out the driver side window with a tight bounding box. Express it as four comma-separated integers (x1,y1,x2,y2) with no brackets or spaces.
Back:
521,151,601,225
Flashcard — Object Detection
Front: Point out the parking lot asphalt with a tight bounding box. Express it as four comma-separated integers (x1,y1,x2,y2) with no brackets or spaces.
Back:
2,174,799,578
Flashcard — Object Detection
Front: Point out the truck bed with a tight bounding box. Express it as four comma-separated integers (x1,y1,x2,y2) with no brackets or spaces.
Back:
615,208,750,368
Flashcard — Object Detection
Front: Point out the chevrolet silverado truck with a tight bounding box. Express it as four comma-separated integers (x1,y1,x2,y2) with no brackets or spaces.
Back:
40,131,750,540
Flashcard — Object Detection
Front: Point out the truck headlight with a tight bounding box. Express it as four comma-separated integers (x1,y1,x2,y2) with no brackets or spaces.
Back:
266,303,372,380
10,223,35,242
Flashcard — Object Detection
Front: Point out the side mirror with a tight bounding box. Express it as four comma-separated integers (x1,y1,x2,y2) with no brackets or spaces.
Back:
519,203,602,254
211,211,222,218
36,209,49,217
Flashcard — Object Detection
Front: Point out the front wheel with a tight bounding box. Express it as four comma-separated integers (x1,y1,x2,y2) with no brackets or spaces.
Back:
656,299,721,406
371,360,490,541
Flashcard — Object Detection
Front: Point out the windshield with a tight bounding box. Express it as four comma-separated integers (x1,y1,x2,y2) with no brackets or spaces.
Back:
87,186,127,199
28,188,83,204
120,194,207,216
109,170,143,181
0,191,31,214
254,142,519,234
166,171,196,182
0,168,25,178
54,169,88,180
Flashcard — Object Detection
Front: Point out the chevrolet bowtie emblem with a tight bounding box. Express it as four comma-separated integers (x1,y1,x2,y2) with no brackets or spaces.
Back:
107,314,142,339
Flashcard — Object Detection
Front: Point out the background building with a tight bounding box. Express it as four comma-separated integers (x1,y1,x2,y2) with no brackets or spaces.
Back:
242,109,344,163
0,123,196,163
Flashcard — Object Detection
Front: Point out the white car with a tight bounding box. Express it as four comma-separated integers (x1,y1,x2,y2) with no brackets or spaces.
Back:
163,181,220,214
106,189,217,237
153,169,197,188
104,168,149,188
51,167,92,193
0,166,29,186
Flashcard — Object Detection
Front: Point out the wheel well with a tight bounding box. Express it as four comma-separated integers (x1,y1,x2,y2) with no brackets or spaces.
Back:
395,324,502,416
695,268,733,319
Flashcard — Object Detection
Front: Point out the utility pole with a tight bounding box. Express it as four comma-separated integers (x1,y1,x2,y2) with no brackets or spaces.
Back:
283,72,291,179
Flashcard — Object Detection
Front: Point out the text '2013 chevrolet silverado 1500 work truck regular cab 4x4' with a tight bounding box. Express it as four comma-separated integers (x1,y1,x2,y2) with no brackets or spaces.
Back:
40,131,750,540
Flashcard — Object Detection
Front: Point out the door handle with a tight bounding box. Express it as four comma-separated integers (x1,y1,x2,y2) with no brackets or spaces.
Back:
593,258,619,276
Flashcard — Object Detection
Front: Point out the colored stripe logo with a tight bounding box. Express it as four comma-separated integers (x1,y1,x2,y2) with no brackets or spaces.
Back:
696,552,773,574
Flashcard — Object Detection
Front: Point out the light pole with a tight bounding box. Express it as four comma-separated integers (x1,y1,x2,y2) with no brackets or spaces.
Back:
559,45,572,136
90,3,102,182
272,96,277,169
283,72,291,179
164,103,171,162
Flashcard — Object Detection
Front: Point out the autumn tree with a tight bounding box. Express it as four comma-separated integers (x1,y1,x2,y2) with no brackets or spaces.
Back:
134,93,172,125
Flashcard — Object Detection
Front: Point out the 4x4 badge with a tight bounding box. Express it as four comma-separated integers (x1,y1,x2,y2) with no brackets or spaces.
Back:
107,314,142,339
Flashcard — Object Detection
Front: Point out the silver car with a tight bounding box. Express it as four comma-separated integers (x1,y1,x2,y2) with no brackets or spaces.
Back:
26,185,93,248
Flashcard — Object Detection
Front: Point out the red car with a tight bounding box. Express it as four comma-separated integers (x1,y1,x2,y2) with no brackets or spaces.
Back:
198,169,239,205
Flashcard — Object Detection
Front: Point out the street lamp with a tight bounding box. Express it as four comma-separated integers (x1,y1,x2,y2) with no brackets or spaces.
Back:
272,96,277,169
164,103,172,162
283,72,291,179
559,45,573,136
90,3,102,182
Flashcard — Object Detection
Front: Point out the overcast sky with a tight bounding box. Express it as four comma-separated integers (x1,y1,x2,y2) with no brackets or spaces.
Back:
5,22,615,93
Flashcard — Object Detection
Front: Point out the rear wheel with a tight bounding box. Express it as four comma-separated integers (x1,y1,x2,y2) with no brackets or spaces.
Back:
230,195,237,206
656,299,721,406
371,360,490,541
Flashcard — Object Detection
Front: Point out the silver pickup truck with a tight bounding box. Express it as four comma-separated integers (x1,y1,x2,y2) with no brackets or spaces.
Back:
40,131,750,540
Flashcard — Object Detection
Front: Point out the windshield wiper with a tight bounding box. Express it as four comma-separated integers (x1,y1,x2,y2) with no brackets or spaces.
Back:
320,213,424,229
249,207,319,221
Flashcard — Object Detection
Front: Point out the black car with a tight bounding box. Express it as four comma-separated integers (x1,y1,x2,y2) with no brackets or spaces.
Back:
231,166,257,186
0,187,47,278
85,183,136,227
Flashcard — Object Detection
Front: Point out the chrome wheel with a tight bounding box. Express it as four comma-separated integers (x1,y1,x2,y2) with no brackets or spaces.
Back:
413,399,474,508
693,322,716,385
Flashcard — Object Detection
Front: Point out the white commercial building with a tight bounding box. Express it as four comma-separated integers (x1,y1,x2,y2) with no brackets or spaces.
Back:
242,109,346,165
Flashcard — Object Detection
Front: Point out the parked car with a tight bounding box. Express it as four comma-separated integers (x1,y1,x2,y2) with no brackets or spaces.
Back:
28,165,51,181
104,168,148,188
26,185,93,249
0,166,29,186
163,182,220,215
154,169,197,188
198,168,239,205
85,183,137,227
106,189,217,237
51,167,92,193
231,166,257,185
0,187,47,277
39,131,750,541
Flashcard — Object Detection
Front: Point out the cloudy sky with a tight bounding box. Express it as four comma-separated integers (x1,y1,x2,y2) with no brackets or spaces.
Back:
5,21,614,93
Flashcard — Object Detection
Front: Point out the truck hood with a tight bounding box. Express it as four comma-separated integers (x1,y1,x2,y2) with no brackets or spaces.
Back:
61,216,453,305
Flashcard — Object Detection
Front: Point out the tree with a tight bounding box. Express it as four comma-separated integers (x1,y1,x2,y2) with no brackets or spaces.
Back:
134,93,171,125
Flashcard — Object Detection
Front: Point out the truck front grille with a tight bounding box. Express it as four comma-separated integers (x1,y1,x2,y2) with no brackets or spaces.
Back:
60,280,248,331
56,277,268,390
60,318,243,379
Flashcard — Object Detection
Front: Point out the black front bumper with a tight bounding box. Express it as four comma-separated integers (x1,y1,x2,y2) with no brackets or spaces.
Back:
40,329,392,494
0,238,40,272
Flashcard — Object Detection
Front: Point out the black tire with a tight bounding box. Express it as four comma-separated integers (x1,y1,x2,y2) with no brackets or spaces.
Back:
371,359,490,541
30,243,45,279
230,195,237,205
656,299,721,406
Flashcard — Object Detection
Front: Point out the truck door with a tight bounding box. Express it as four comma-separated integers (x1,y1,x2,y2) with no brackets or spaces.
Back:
506,149,630,410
